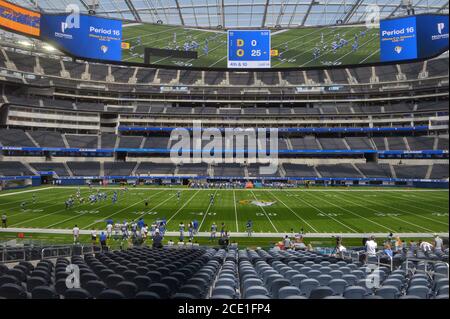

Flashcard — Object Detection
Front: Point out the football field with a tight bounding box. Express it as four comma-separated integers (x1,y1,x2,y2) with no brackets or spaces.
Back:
122,23,380,68
0,187,448,236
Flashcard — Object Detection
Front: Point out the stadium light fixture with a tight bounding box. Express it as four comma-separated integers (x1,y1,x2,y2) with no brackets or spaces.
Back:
43,44,56,52
18,40,33,47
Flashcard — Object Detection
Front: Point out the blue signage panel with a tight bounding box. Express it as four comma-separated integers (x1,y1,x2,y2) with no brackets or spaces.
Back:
40,14,122,61
380,16,418,62
228,30,271,68
416,14,449,58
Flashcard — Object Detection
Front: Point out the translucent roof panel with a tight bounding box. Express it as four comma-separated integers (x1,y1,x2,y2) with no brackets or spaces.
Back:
9,0,448,28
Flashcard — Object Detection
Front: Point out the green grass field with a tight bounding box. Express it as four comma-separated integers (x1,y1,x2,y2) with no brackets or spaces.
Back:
121,23,380,68
0,186,447,237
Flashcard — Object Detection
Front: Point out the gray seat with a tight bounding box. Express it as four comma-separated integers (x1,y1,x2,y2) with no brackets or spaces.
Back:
242,278,263,292
407,286,430,299
317,275,332,286
375,286,400,299
343,286,366,299
299,279,319,298
400,295,422,299
437,285,449,296
278,286,302,299
330,270,343,279
342,274,358,286
245,286,269,298
309,286,334,299
216,278,236,289
291,274,308,288
270,278,290,299
245,294,270,299
383,278,403,290
212,286,236,298
328,279,347,295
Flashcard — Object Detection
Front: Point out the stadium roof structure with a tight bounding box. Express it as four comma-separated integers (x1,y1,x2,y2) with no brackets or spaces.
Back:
9,0,450,28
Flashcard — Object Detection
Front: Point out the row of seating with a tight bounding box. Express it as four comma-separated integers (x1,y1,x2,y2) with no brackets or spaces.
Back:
0,161,448,179
0,129,447,151
2,49,448,86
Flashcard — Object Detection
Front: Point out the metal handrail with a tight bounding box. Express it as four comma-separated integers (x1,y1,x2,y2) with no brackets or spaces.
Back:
41,246,73,260
405,257,449,278
1,248,26,263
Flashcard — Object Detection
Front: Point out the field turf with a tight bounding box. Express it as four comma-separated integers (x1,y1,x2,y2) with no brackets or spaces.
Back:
121,23,380,69
0,186,447,236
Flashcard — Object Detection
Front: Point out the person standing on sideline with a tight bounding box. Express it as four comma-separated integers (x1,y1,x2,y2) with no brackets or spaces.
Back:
246,220,253,237
1,214,7,228
99,232,107,251
73,225,80,244
91,229,97,246
434,234,444,253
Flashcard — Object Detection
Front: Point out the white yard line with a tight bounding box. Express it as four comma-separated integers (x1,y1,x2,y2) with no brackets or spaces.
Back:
342,191,449,227
166,190,200,224
233,190,239,232
267,190,318,232
133,193,178,222
288,191,358,233
307,191,393,232
340,192,435,232
199,190,219,231
250,191,278,233
81,190,164,229
360,48,380,63
382,192,449,211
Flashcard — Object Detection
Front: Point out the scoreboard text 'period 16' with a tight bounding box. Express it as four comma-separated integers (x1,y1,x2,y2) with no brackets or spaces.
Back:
228,30,271,69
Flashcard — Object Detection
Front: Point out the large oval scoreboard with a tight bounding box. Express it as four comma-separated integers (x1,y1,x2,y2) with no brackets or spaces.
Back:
227,30,271,69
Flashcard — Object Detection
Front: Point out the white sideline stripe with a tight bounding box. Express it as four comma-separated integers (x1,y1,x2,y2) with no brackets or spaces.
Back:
343,191,449,227
42,186,449,192
287,191,358,233
267,190,318,233
83,190,165,229
0,187,54,198
308,191,393,232
341,192,435,232
233,190,239,232
198,190,218,231
0,228,446,239
166,190,200,224
250,191,278,233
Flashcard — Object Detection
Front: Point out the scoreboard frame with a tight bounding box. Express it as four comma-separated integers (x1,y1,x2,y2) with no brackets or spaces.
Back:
227,30,271,69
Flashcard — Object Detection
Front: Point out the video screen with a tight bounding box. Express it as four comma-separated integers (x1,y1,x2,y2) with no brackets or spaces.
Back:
122,23,380,69
0,0,40,37
40,14,123,62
